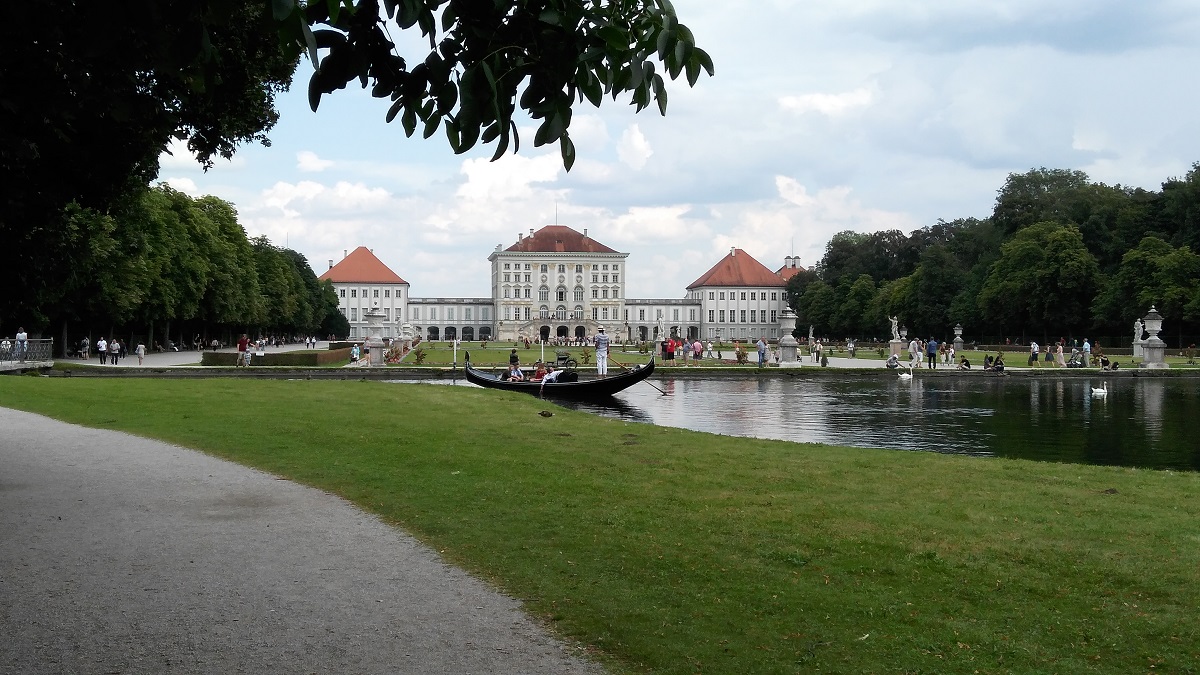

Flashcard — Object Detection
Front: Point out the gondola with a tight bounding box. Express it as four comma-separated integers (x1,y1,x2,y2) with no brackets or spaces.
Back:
463,352,655,399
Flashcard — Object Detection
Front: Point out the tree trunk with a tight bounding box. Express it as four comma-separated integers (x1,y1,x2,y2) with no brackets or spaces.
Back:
61,320,69,358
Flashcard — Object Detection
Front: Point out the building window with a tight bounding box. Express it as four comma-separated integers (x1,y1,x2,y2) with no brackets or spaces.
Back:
592,289,598,299
770,310,777,323
430,308,437,321
412,307,420,320
750,310,757,323
740,310,747,322
504,306,511,320
741,292,747,300
539,306,549,318
482,307,490,321
574,305,584,319
339,307,346,316
639,309,645,321
539,287,549,301
524,288,531,298
557,289,566,302
524,273,530,283
613,264,619,270
592,274,599,283
448,308,455,321
556,306,566,320
558,264,566,273
750,292,756,300
602,264,609,270
373,289,380,298
602,274,609,283
339,289,346,297
690,309,696,321
383,308,390,320
719,292,725,300
574,286,584,301
602,307,609,320
351,308,358,321
503,287,511,298
504,263,510,270
719,310,725,322
384,289,390,298
465,308,472,321
602,289,609,299
771,292,778,300
760,310,767,323
708,292,713,300
524,264,531,270
624,309,629,320
540,264,548,273
593,308,599,320
350,289,357,298
612,274,619,283
504,273,510,282
708,309,714,322
523,307,530,320
613,288,619,298
673,309,679,321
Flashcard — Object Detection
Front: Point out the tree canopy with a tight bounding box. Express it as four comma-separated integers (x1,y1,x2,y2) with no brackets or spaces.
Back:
279,0,713,170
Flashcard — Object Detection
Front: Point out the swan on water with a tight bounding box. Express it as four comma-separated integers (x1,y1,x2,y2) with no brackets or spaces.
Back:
1091,382,1108,396
898,365,913,380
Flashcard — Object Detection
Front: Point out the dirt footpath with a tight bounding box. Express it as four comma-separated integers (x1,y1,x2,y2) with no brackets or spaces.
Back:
0,407,603,674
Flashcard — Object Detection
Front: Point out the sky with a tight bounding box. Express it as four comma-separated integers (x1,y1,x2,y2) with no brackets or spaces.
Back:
160,0,1200,300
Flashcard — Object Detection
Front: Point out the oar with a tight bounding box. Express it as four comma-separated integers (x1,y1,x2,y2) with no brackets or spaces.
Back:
610,356,670,396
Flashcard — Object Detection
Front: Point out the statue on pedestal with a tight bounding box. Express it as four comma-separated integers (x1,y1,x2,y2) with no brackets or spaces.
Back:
1134,318,1144,343
890,316,900,341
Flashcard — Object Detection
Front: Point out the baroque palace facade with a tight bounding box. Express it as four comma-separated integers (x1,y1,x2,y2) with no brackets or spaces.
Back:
319,225,802,344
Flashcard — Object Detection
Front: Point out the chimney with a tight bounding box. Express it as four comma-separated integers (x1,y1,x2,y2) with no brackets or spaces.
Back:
583,228,588,238
529,228,534,237
343,249,347,259
328,259,333,270
731,247,736,257
517,232,523,241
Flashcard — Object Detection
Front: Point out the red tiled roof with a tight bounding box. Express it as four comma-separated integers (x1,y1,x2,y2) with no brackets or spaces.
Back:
687,249,787,289
318,246,407,284
504,225,618,253
776,263,806,281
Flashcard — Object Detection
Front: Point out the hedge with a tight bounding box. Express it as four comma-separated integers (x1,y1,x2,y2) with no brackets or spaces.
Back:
201,348,353,367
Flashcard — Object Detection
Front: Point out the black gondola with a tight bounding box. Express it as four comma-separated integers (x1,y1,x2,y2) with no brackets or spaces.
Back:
463,353,655,399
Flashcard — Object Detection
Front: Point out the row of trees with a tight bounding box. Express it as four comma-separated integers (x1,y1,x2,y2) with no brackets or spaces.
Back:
788,166,1200,346
37,186,348,354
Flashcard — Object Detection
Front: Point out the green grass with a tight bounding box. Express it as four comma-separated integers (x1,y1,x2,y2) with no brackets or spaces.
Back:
3,377,1199,673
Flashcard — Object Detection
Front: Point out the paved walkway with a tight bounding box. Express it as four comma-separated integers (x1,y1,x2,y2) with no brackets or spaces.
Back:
0,407,603,674
58,342,331,368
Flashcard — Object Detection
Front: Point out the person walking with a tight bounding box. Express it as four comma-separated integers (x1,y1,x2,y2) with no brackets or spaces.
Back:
682,338,692,366
1056,343,1067,367
705,341,714,358
1082,338,1092,366
926,337,938,369
96,336,108,364
908,336,921,368
237,334,249,367
594,326,610,377
135,341,146,365
756,336,768,368
1029,340,1040,368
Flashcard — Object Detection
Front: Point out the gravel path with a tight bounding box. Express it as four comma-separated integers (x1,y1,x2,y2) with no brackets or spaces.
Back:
0,407,604,674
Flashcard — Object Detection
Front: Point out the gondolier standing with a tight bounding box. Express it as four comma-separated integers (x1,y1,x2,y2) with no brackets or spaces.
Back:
594,326,610,378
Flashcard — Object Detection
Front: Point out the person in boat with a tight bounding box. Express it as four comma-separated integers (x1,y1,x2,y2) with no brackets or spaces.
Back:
539,365,562,394
506,363,525,381
530,361,548,382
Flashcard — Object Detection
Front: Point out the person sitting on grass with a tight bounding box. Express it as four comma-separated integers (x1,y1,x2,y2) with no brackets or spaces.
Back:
958,355,971,370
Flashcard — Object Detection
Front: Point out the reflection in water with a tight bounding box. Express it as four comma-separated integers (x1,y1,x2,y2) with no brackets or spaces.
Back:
390,375,1200,471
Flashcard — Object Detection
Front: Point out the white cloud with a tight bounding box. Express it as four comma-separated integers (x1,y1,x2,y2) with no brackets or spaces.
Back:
297,151,334,172
617,124,653,169
779,87,874,116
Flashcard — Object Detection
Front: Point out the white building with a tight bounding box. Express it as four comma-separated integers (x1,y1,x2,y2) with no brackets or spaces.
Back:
488,226,628,342
319,247,409,339
687,248,788,342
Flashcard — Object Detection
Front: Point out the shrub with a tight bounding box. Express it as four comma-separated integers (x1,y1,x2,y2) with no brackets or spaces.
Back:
580,348,592,365
412,347,427,365
735,346,748,364
201,348,352,367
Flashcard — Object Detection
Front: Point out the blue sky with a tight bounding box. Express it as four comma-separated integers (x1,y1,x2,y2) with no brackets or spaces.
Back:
161,0,1200,299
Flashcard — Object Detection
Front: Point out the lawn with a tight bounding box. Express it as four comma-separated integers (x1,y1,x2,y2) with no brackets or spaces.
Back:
3,377,1198,673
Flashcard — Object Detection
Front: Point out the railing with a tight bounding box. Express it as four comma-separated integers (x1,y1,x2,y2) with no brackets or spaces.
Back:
0,337,54,363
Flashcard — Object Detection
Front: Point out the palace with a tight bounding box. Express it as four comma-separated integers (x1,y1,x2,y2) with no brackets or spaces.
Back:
319,226,801,344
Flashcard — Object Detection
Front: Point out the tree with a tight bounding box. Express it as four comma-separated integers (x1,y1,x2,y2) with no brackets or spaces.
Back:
831,274,876,337
282,0,714,170
992,168,1091,234
977,221,1100,337
2,0,296,328
1092,237,1200,341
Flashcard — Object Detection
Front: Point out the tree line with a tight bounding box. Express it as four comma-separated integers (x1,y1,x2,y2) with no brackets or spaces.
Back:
26,185,348,354
787,166,1200,347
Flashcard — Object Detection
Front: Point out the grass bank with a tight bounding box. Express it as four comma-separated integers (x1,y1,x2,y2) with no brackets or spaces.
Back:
2,377,1198,673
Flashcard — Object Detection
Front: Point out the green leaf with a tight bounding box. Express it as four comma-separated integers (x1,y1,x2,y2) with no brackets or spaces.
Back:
436,82,458,115
560,134,576,172
401,107,417,137
490,123,512,161
656,26,672,61
272,0,294,22
313,30,346,50
445,118,462,152
596,25,629,50
539,9,561,25
307,74,323,111
423,113,441,139
441,2,457,31
386,99,404,123
653,74,667,115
